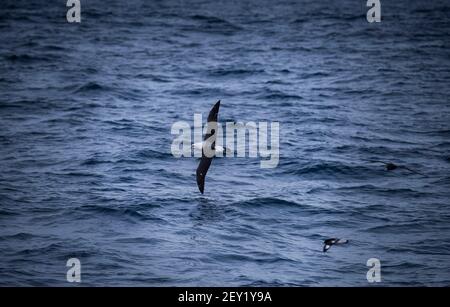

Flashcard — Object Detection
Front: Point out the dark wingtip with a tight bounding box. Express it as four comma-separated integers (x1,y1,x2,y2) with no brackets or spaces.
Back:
197,181,204,194
207,100,221,122
197,179,204,194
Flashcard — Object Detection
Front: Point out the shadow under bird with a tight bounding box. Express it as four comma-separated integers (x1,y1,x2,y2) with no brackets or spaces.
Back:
196,100,221,194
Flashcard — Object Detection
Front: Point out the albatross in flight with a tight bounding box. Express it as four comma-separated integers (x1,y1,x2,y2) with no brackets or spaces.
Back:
196,100,221,194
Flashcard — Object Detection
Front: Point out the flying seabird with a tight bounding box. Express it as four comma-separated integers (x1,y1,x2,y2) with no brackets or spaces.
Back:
370,160,427,177
323,238,348,252
196,100,221,194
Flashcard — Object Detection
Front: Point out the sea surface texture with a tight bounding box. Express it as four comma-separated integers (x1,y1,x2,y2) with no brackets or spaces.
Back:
0,0,450,286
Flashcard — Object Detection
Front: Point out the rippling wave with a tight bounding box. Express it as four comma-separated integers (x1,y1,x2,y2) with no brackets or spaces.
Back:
0,0,449,286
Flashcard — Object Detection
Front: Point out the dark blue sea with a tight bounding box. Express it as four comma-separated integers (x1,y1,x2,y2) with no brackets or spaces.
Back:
1,0,450,286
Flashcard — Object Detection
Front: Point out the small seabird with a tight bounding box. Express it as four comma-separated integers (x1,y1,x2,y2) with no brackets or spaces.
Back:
323,238,348,252
383,162,398,171
370,160,427,177
196,100,221,194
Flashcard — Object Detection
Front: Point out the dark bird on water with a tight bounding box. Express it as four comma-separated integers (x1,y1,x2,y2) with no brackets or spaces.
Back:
370,160,428,177
323,238,348,252
196,100,221,194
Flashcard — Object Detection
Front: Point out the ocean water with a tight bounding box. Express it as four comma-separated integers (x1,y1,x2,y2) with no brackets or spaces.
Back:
1,0,450,286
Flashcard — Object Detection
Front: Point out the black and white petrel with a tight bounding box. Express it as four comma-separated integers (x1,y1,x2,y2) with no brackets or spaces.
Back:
323,238,349,252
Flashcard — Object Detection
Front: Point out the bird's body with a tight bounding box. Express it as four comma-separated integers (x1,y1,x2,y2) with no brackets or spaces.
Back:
385,162,398,171
192,142,230,156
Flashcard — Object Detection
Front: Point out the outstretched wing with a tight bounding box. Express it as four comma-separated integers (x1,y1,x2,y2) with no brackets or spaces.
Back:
196,100,220,194
204,100,220,142
368,160,389,165
196,156,212,194
323,238,336,252
402,166,428,177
